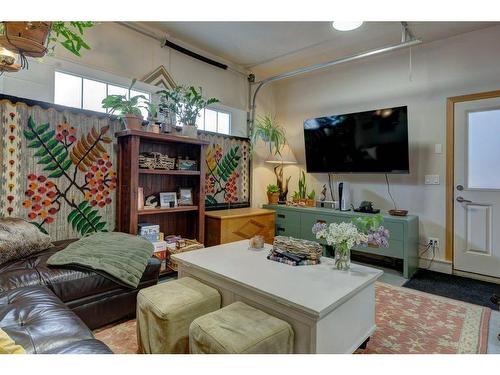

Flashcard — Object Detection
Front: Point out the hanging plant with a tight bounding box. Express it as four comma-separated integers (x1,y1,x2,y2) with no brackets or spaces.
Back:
0,21,94,60
251,114,286,156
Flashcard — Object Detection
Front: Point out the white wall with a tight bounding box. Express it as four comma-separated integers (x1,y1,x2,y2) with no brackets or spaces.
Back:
0,22,249,135
256,25,500,263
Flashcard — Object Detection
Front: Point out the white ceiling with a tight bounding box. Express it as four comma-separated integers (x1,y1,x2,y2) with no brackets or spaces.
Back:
149,22,497,79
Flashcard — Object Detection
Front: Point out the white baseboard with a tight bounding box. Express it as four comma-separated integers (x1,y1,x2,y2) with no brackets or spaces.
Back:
418,257,452,274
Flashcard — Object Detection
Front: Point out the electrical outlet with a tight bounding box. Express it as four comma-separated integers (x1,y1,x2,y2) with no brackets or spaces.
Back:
425,175,440,185
428,237,440,249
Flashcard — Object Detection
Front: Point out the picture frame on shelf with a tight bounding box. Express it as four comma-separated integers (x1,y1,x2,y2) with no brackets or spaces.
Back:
159,192,177,208
178,188,193,206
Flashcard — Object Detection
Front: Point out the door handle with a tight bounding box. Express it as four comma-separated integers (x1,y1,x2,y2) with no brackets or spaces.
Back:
456,196,472,203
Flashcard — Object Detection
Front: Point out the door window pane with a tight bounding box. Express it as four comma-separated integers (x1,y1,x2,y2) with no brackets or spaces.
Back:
54,72,82,108
204,108,218,132
468,109,500,189
83,78,106,113
218,112,230,135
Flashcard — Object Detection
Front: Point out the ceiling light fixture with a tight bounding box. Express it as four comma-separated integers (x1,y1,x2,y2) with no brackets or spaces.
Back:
332,21,363,31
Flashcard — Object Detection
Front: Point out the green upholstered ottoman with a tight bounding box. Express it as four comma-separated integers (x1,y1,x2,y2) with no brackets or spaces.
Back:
189,301,294,354
136,277,221,354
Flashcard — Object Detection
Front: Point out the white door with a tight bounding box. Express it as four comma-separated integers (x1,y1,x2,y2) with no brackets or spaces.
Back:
454,96,500,278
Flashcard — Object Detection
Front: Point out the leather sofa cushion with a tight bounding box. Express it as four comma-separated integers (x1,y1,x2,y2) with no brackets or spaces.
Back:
0,286,110,354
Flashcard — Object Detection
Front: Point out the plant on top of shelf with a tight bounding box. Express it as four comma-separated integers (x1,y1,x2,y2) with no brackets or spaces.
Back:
266,184,280,205
156,85,219,138
101,79,152,130
251,114,286,156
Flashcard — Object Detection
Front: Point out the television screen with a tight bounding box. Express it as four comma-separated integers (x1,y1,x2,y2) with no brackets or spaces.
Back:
303,106,409,173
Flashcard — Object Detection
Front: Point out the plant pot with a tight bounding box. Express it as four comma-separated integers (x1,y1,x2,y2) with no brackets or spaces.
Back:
267,192,280,205
0,22,51,57
181,123,198,138
123,114,143,130
305,199,315,207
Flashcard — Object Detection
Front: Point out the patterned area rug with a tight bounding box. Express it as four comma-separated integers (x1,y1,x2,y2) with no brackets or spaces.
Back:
94,282,490,354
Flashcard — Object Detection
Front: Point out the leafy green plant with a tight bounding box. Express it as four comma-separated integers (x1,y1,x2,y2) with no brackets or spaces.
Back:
102,79,151,121
48,22,94,57
298,170,307,199
157,85,219,126
267,184,280,194
251,114,286,155
307,190,316,200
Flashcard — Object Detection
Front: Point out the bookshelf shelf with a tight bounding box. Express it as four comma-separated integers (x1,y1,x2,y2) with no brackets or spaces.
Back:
138,206,199,215
138,169,200,176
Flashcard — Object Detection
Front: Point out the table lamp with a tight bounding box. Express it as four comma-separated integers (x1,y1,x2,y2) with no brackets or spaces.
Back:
265,143,297,203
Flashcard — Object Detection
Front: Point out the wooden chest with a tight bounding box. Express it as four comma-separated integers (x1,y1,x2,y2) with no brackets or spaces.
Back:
205,208,275,247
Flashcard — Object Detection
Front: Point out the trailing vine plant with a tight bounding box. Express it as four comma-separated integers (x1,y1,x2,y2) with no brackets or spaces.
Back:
22,117,115,235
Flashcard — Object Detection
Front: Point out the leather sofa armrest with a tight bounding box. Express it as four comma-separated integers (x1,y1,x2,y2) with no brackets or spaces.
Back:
140,257,161,283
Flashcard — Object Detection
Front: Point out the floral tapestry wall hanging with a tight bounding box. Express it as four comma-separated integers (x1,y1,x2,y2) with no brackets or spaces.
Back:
199,132,250,209
0,95,119,240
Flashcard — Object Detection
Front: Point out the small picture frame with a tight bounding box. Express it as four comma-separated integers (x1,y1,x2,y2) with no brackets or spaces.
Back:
159,192,177,208
178,188,193,206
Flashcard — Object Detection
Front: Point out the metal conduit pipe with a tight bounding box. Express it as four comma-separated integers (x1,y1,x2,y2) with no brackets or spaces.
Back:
248,38,421,136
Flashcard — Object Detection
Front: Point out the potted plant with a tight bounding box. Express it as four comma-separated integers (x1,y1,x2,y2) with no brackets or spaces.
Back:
266,184,280,205
292,171,315,206
0,21,94,58
101,79,151,130
157,85,219,138
305,190,316,207
251,114,286,155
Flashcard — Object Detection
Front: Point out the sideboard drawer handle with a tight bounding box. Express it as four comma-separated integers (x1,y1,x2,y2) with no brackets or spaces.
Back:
277,214,285,218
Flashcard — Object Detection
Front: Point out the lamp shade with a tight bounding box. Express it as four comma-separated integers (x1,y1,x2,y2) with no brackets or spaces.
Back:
265,143,297,165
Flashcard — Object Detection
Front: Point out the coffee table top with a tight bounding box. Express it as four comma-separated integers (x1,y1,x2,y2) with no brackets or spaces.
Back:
172,240,383,318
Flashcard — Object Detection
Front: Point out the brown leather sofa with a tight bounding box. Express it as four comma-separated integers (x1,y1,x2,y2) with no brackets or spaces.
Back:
0,239,162,353
0,286,112,354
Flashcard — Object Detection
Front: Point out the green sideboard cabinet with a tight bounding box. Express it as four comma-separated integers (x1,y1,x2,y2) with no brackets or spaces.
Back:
263,204,419,278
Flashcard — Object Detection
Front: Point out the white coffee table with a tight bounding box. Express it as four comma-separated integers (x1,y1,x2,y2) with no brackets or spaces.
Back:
172,240,383,353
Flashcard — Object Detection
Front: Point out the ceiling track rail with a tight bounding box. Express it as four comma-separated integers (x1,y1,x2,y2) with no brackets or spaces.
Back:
248,36,422,135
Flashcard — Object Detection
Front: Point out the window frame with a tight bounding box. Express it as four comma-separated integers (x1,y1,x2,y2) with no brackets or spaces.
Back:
54,70,151,116
192,107,232,135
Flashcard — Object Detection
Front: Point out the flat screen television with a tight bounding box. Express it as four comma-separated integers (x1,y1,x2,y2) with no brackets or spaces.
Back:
303,106,409,173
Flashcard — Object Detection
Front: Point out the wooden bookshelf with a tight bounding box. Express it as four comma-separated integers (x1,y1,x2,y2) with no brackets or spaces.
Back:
116,129,209,252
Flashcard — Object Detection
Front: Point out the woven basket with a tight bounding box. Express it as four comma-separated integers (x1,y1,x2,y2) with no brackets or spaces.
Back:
139,153,156,169
153,152,175,170
273,236,323,260
167,239,204,271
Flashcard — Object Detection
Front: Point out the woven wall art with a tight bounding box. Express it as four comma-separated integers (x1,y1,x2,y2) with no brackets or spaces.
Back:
199,132,250,210
0,95,119,241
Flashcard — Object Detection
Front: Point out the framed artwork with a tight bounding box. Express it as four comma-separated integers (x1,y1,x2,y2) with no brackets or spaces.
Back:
178,188,193,206
159,192,177,208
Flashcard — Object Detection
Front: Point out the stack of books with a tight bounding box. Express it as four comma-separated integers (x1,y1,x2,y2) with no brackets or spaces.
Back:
267,236,323,266
138,222,167,271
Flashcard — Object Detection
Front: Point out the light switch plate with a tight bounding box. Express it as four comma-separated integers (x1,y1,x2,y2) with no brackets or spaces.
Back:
435,144,443,154
425,175,440,185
